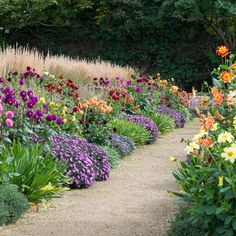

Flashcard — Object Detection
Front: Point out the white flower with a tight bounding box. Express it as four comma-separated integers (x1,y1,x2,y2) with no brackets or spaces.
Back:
221,146,236,163
185,142,200,154
218,131,234,144
44,71,49,76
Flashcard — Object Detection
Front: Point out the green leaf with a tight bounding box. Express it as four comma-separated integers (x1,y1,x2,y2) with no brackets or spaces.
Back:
213,78,222,89
205,205,216,215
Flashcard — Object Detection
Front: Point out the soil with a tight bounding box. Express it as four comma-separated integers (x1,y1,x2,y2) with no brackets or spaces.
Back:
0,119,200,236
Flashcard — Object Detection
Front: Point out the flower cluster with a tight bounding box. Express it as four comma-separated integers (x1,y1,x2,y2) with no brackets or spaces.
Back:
157,105,186,128
51,135,110,188
109,134,135,157
124,114,158,143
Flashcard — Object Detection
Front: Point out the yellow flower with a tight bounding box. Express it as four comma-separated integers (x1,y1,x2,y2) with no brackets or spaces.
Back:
40,183,55,192
71,116,76,122
61,111,66,116
170,85,179,93
63,106,68,112
50,102,55,107
211,122,219,131
185,142,200,154
193,129,207,141
218,131,234,144
221,146,236,163
169,156,177,162
63,118,67,124
218,176,224,187
233,116,236,129
40,97,46,104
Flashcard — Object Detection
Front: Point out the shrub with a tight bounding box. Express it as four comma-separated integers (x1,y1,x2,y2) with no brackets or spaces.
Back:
110,118,149,145
157,105,186,128
124,114,158,143
0,184,28,226
145,113,175,134
109,134,135,157
0,141,67,204
103,146,121,168
51,135,110,188
167,207,206,236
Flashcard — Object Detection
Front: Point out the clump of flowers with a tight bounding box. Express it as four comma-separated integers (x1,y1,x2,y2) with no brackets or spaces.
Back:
157,105,186,128
51,135,110,188
124,114,158,143
109,134,135,157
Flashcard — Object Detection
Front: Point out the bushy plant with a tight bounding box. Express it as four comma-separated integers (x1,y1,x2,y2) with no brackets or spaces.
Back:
103,146,121,168
172,47,236,236
109,134,135,157
157,105,186,128
124,114,158,144
0,184,28,226
167,207,206,236
110,118,149,145
51,135,110,188
0,141,67,204
146,113,175,134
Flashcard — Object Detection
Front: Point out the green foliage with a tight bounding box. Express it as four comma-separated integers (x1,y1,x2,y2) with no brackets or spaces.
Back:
82,108,112,145
176,107,193,121
167,207,206,236
0,184,28,226
110,118,149,145
102,146,121,168
146,113,175,134
0,141,68,204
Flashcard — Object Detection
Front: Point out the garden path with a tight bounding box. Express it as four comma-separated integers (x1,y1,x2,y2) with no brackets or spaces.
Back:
0,119,200,236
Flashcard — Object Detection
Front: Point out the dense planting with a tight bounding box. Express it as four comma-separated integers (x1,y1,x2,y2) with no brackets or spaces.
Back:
171,46,236,235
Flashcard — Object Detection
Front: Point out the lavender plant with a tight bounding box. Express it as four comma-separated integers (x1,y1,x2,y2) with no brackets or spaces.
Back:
109,134,135,157
51,135,110,188
157,106,186,128
124,114,158,143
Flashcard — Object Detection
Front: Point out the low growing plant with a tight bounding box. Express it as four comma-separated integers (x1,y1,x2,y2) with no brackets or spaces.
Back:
0,184,28,226
110,118,149,145
103,146,121,168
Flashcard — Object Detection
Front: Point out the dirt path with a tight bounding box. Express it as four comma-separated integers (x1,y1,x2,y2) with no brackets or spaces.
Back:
0,119,200,236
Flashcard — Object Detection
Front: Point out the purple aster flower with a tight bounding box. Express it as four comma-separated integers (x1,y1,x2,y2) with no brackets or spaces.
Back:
46,115,52,122
36,109,43,117
26,101,35,109
56,117,63,125
0,77,5,83
19,90,27,98
30,96,38,104
51,114,57,121
126,80,132,85
26,110,34,118
27,90,33,97
18,79,24,86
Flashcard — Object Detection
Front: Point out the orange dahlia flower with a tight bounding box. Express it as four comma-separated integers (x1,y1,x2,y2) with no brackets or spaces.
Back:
198,137,212,147
231,63,236,70
216,45,229,57
221,71,232,83
212,87,224,105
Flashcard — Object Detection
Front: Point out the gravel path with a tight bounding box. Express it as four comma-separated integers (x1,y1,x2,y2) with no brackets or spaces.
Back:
0,119,200,236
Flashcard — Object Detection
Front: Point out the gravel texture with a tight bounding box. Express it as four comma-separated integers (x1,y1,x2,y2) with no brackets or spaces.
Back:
0,119,200,236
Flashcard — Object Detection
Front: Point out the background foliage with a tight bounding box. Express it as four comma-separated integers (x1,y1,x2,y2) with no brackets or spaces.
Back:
0,0,235,90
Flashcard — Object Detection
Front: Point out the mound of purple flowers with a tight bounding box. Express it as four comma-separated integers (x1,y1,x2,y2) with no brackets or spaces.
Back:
157,105,186,128
124,114,158,143
51,135,110,188
109,134,135,157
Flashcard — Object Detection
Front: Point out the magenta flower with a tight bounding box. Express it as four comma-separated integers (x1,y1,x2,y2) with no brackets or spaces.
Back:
26,101,34,109
46,115,52,122
56,117,63,125
0,77,5,83
134,85,141,93
18,79,24,86
6,118,13,127
6,111,14,118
